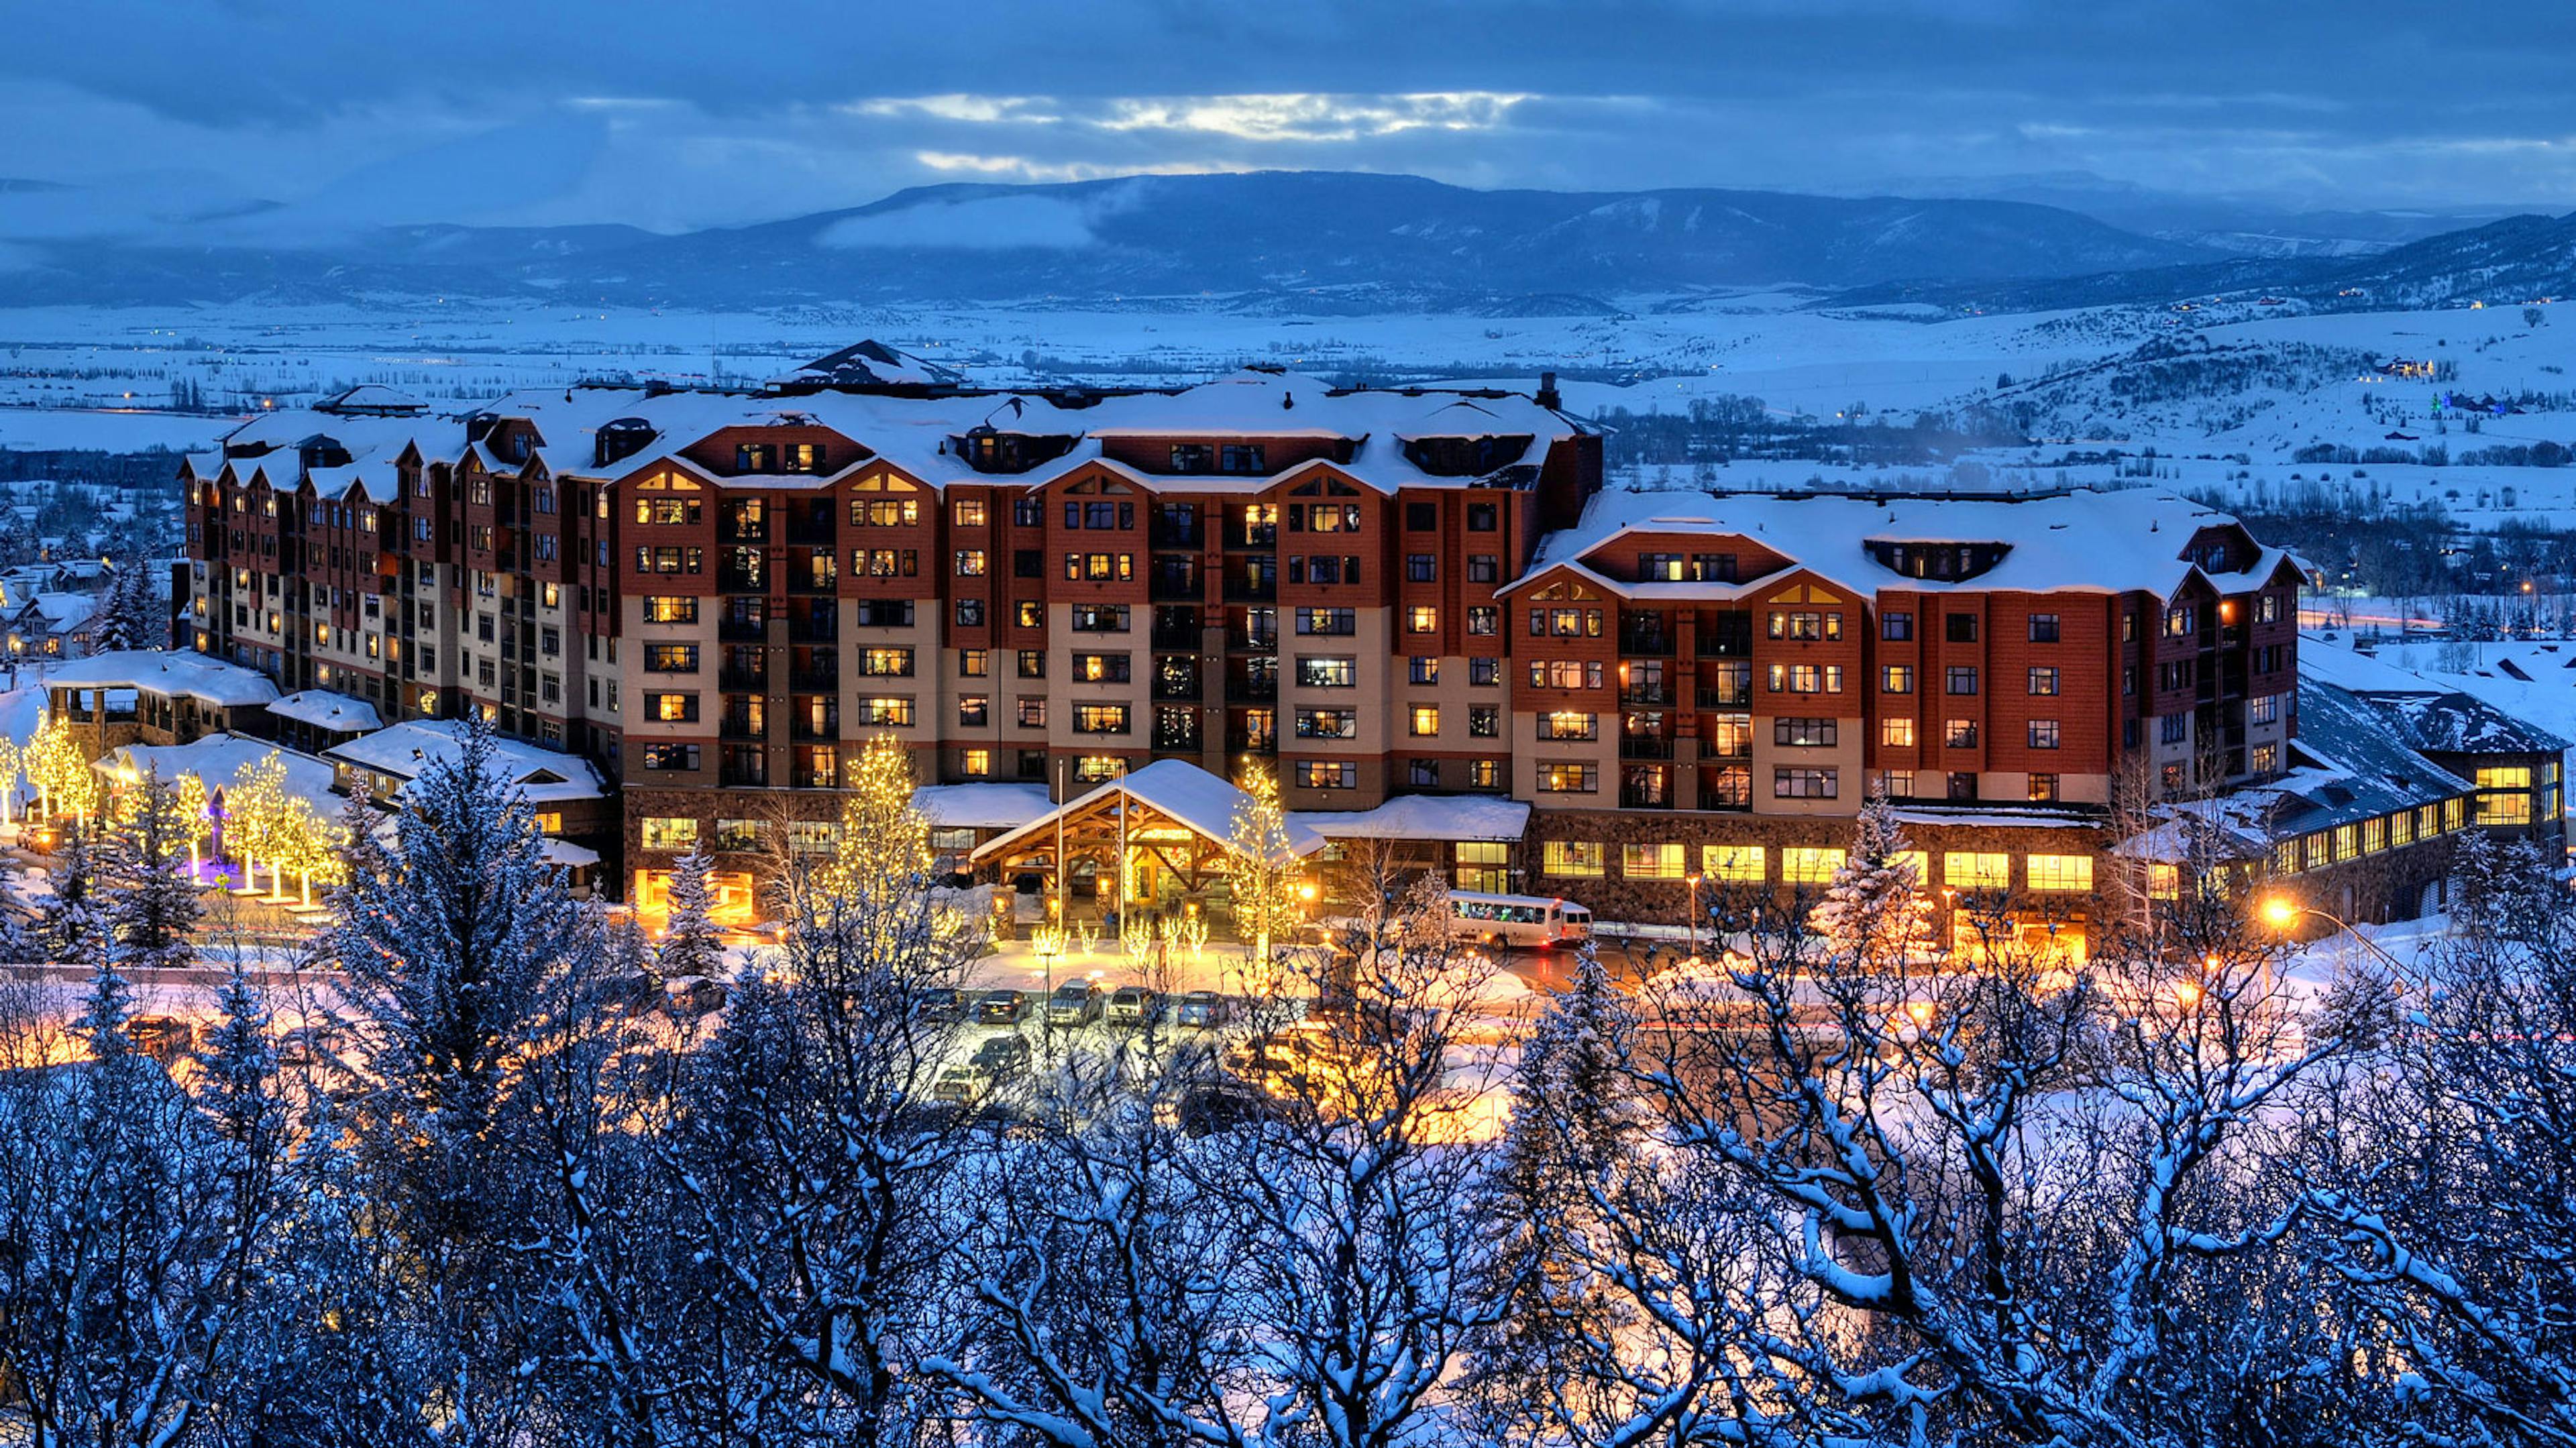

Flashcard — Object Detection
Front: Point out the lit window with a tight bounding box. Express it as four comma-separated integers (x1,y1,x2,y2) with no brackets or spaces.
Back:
1781,847,1845,884
640,817,698,851
1945,852,2010,890
1622,842,1686,879
2026,854,2092,892
1543,840,1605,877
1703,844,1764,883
1882,718,1915,748
1407,606,1439,634
1410,706,1440,736
961,748,991,775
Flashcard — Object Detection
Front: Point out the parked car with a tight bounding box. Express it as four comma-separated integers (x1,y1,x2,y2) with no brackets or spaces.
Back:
1175,990,1232,1029
931,1064,991,1108
977,989,1031,1025
969,1034,1032,1074
1106,985,1162,1029
916,987,970,1023
129,1014,195,1064
1223,1025,1364,1101
1046,981,1105,1027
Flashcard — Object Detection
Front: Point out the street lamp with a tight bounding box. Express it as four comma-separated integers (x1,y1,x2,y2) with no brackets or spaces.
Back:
2261,895,2410,977
1685,871,1703,964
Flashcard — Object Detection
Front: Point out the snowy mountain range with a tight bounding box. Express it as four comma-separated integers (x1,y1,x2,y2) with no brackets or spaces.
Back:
0,170,2566,315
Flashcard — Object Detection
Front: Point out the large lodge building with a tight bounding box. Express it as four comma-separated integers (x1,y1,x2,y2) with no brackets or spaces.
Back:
172,347,2563,949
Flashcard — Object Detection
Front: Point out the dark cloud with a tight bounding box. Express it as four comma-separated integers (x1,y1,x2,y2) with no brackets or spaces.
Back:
3,0,2570,237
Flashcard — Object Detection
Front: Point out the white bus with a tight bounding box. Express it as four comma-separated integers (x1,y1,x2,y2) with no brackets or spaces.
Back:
1448,890,1594,949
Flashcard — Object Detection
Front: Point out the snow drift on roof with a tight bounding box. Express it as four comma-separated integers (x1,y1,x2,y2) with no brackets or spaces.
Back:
914,781,1053,830
1294,795,1532,842
42,649,280,707
266,689,382,734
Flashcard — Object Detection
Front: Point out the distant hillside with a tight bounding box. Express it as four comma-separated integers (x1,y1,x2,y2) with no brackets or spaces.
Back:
0,170,2216,311
1839,210,2576,313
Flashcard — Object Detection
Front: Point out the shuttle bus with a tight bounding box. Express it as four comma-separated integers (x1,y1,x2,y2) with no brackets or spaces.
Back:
1448,890,1595,949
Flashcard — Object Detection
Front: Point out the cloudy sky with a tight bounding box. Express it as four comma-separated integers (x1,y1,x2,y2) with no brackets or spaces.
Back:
4,0,2571,239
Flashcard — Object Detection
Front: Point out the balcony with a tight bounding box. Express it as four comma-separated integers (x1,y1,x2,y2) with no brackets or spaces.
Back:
787,609,838,644
719,516,769,545
1699,737,1751,761
1697,683,1752,710
783,506,835,546
1226,678,1279,704
720,712,767,742
1617,620,1672,656
722,756,769,787
717,563,765,594
790,705,840,742
792,766,840,790
1619,783,1673,811
1154,723,1203,752
792,666,839,693
719,612,767,643
1620,683,1670,706
719,663,767,691
787,566,838,596
1619,736,1674,761
1223,579,1277,604
1152,675,1201,703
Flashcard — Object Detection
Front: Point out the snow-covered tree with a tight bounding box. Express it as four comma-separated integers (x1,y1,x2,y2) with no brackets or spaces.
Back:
330,715,581,1180
658,845,726,979
1809,792,1934,967
41,819,109,964
102,765,201,972
89,553,164,653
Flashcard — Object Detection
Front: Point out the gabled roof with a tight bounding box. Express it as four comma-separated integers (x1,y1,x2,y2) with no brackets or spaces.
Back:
970,759,1324,864
1517,486,2299,605
321,721,605,804
206,366,1587,502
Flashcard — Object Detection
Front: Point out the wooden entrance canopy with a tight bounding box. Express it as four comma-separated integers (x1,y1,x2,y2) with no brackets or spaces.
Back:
969,759,1324,899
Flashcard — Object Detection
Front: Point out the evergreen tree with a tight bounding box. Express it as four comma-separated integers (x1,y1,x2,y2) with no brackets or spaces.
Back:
195,960,281,1152
658,846,726,979
1471,938,1649,1432
1811,793,1935,966
90,553,164,653
327,716,584,1235
103,766,203,972
42,820,110,964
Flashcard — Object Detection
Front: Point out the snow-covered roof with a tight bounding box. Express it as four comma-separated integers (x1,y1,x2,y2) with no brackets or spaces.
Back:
321,721,606,803
543,838,602,868
914,781,1054,831
265,689,382,734
1294,795,1532,842
198,366,1586,503
970,759,1325,864
96,734,340,820
2124,677,2473,862
21,592,98,631
2295,647,2571,757
42,649,280,708
1513,486,2300,606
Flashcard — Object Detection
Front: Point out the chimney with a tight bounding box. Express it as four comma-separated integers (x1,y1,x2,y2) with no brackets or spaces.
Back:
1536,371,1561,410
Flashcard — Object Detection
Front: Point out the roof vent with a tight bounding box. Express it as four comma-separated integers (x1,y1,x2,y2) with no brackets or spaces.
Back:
1282,391,1295,410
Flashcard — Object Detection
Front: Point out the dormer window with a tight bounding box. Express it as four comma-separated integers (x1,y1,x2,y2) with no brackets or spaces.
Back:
783,442,822,473
1171,444,1212,472
736,443,773,473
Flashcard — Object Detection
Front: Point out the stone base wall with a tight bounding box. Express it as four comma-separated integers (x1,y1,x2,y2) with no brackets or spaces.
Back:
1522,807,2112,931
